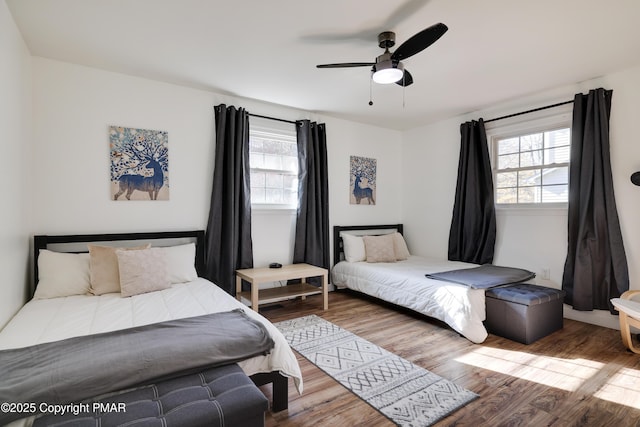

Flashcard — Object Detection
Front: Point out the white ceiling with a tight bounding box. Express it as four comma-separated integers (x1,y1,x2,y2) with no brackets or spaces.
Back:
7,0,640,130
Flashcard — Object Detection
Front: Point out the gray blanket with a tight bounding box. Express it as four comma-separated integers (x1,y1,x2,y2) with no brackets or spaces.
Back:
425,264,536,289
0,309,274,425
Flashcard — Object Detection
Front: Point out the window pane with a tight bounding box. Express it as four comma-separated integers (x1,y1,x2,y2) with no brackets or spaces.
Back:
251,188,266,203
541,184,568,203
518,169,540,186
518,187,540,203
545,128,570,148
498,153,519,169
498,137,519,155
265,188,283,204
496,171,517,188
265,172,283,189
281,156,297,173
541,166,568,185
543,146,570,165
520,133,543,151
251,171,265,187
496,188,517,204
520,149,543,167
249,152,265,169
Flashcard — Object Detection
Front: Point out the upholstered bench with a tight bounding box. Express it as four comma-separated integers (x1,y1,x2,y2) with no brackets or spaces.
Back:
33,363,269,427
485,283,565,344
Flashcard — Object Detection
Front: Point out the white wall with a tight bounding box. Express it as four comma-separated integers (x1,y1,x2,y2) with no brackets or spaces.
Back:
0,1,32,327
402,65,640,329
30,58,403,282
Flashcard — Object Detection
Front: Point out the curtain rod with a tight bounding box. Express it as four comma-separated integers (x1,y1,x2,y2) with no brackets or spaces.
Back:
249,113,296,125
484,99,574,124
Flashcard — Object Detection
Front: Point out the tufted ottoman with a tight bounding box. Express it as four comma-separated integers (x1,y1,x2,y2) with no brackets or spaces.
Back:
33,363,269,427
485,283,565,344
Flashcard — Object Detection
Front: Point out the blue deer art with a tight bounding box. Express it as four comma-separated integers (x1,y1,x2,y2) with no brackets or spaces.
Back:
353,175,375,204
114,143,166,200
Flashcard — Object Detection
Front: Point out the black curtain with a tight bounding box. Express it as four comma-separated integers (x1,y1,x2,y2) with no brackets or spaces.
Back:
562,88,629,312
293,120,330,272
204,104,253,295
448,119,496,264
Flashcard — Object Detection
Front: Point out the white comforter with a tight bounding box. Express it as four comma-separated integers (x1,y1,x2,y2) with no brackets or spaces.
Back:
332,256,488,343
0,278,302,392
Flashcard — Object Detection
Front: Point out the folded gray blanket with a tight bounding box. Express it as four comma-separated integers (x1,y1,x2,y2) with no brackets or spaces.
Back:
0,309,274,425
425,264,536,289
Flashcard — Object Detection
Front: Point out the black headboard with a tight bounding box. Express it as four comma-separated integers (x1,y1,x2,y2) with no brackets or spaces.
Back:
333,224,403,266
33,230,206,289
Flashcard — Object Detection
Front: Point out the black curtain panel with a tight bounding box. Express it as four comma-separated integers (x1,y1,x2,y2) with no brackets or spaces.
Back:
293,120,330,272
562,88,629,313
204,104,253,295
448,119,496,264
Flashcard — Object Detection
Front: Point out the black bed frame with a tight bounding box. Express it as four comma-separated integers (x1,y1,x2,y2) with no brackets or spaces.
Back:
32,230,288,412
333,224,403,266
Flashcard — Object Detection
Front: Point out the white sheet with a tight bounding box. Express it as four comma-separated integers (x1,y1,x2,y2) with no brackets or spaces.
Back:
332,256,488,343
0,278,303,393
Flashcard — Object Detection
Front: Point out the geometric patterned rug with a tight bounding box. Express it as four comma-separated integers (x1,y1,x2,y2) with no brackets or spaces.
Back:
274,315,478,426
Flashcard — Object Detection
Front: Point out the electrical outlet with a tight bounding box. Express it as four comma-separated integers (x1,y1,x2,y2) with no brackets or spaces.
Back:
541,268,550,280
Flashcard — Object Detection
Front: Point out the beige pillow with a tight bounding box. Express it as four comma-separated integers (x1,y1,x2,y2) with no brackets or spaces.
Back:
363,234,396,263
116,248,171,297
342,233,366,262
393,232,411,260
88,244,150,295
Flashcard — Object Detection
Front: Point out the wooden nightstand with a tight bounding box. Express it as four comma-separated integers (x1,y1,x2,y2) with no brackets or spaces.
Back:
235,263,328,312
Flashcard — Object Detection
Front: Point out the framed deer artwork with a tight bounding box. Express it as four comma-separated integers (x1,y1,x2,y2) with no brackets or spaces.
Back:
350,155,376,205
110,126,169,201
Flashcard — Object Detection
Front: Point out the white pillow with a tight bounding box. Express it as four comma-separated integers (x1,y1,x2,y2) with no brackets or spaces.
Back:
363,234,397,263
342,233,366,262
159,243,198,284
393,232,411,260
116,248,171,297
34,250,91,299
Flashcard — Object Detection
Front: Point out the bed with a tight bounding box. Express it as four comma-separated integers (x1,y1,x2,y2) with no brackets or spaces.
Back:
0,230,302,426
331,224,489,343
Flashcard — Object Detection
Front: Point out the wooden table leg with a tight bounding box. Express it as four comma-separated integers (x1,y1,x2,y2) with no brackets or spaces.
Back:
322,271,328,310
251,280,259,312
235,275,242,302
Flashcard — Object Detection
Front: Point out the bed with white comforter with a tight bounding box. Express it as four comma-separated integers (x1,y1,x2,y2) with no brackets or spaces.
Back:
332,224,489,343
0,278,302,390
332,255,487,343
0,230,302,427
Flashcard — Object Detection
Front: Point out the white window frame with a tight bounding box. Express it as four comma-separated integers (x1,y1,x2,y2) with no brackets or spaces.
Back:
486,105,573,210
249,117,298,211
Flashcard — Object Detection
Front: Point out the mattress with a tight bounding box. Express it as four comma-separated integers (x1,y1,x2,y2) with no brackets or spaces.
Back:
0,278,302,394
332,255,488,343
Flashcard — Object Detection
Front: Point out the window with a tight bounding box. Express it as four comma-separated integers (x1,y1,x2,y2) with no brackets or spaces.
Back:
490,112,571,205
249,118,298,208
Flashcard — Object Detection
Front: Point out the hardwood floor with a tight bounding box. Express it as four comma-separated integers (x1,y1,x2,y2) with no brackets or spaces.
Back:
259,290,640,427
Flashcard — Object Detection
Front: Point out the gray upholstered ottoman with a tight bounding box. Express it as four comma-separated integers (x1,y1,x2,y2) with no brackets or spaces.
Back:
33,363,268,427
485,283,565,344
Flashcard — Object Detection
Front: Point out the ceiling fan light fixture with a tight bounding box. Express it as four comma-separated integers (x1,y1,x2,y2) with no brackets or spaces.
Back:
372,60,404,84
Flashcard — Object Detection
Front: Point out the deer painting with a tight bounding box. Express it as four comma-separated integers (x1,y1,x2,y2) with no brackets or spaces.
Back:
112,130,168,200
353,175,375,205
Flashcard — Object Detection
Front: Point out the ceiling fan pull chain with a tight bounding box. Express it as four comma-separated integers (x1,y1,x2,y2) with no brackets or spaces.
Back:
402,77,406,108
369,74,374,106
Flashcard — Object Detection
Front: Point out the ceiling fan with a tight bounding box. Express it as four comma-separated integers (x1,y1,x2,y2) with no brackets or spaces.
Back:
316,23,448,87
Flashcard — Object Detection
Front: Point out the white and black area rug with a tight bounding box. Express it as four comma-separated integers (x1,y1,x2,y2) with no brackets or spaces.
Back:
275,315,477,427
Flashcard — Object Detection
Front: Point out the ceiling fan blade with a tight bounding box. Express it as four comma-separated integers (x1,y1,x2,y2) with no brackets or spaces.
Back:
317,62,375,68
391,23,448,61
395,69,414,87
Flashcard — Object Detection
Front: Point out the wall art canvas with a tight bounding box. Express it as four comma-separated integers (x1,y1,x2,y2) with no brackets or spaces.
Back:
110,126,169,201
350,155,376,205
